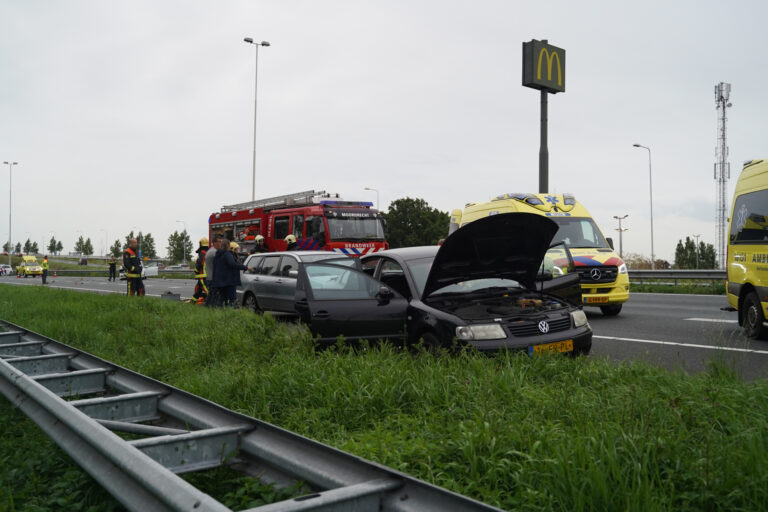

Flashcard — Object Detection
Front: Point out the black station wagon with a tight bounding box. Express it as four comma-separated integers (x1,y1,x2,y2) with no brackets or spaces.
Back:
294,212,592,355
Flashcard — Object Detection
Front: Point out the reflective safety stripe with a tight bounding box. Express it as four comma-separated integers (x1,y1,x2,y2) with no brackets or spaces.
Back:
126,273,141,278
195,273,207,279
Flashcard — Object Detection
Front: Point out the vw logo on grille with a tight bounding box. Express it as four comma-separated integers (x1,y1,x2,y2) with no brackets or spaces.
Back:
538,320,550,334
589,268,602,281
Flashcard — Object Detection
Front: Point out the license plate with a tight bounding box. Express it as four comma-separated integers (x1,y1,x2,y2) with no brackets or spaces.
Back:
530,339,573,355
584,296,609,304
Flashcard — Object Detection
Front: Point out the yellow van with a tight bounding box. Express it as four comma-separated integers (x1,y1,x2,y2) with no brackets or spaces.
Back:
726,159,768,339
450,193,629,315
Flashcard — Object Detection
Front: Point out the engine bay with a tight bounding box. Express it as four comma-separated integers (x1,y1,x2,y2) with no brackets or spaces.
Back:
432,293,569,321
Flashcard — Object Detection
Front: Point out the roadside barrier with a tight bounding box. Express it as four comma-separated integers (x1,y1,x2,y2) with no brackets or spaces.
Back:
0,319,503,512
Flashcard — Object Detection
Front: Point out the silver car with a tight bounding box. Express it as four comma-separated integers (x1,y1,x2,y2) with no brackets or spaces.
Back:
237,251,357,313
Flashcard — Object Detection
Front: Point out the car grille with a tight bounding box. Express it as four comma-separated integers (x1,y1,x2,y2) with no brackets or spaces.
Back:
506,315,572,337
577,265,618,284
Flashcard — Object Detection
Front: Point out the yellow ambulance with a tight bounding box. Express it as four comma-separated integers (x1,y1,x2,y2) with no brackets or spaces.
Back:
450,193,629,315
726,159,768,339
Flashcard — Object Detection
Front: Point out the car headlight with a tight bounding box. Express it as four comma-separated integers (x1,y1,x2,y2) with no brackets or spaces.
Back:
571,309,589,328
618,263,627,274
456,323,506,341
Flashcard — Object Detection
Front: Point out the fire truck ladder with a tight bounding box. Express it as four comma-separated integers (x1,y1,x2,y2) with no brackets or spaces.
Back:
221,190,338,213
0,319,503,512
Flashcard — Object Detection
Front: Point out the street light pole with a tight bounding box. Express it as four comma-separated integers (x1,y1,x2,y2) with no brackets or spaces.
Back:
364,187,380,210
3,161,17,267
613,214,628,259
176,220,187,264
633,144,655,270
244,37,270,201
692,234,701,269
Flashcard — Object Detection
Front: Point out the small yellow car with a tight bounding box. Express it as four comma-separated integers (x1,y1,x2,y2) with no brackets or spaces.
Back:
16,256,43,277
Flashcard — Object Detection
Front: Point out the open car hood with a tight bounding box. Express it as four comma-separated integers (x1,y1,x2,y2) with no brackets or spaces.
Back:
422,212,559,298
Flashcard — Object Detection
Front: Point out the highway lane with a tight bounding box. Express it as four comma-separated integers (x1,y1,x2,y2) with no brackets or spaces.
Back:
3,276,767,379
587,293,768,380
0,274,197,299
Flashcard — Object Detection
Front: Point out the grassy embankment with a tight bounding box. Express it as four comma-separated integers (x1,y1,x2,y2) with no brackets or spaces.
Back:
1,284,767,511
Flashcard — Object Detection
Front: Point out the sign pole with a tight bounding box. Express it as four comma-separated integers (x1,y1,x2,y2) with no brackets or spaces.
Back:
539,90,548,193
522,39,565,195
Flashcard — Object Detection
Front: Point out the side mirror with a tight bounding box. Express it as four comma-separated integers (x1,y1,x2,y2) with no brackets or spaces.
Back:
288,269,299,278
536,270,553,282
377,286,393,304
606,237,614,250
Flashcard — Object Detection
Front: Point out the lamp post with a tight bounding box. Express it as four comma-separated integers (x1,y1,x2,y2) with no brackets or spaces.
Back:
613,214,628,259
100,229,108,257
244,37,270,201
364,187,380,210
692,234,701,269
3,161,17,267
176,220,187,264
633,144,655,270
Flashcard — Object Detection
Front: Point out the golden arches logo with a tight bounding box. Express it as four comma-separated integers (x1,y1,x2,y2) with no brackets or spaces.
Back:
537,48,562,86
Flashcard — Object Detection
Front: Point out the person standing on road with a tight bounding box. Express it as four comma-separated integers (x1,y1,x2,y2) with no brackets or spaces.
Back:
204,235,222,307
108,255,117,282
211,238,247,307
193,237,209,305
123,238,145,296
41,255,49,284
249,234,268,254
285,234,298,251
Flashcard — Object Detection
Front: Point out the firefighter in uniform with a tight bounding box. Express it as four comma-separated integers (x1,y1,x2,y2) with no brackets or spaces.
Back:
193,237,209,304
123,238,145,296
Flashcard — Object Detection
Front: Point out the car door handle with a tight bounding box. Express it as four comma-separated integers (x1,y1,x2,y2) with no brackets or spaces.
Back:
313,310,330,319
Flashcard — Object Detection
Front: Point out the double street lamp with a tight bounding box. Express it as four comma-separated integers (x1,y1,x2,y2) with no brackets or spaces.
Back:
632,144,655,270
244,37,270,201
4,161,17,267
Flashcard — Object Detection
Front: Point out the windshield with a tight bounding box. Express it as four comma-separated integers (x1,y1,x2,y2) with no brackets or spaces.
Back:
407,256,522,298
327,217,385,241
551,217,610,249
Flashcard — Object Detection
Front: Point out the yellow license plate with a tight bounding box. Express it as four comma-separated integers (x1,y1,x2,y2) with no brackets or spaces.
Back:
530,339,573,355
585,296,609,304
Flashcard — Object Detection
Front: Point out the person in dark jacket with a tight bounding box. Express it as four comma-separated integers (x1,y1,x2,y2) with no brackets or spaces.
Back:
193,237,209,304
211,238,247,307
123,238,144,296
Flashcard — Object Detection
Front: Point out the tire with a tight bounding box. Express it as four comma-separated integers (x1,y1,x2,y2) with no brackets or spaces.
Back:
243,293,261,313
600,304,622,316
742,292,768,340
416,331,442,354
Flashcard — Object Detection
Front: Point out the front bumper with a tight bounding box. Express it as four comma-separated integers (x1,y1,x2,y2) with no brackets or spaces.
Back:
466,326,592,355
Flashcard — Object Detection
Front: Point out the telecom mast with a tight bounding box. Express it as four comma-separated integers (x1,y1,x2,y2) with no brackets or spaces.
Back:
714,82,732,270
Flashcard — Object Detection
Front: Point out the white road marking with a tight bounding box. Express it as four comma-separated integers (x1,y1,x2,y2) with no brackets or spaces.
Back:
685,317,738,324
593,335,768,355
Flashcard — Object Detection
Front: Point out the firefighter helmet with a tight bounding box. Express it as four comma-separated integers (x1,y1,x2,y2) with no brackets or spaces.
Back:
199,237,209,246
255,234,265,242
230,242,240,251
284,234,297,244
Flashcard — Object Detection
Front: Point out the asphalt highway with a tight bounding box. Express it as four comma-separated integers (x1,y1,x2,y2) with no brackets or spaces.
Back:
2,275,766,379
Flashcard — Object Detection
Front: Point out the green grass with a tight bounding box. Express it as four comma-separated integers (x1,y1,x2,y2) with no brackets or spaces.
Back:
1,284,768,511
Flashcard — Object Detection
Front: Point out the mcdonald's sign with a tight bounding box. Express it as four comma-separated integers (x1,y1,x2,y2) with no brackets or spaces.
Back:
522,39,566,93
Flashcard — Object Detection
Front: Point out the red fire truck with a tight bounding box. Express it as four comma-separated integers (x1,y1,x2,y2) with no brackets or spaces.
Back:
208,190,388,255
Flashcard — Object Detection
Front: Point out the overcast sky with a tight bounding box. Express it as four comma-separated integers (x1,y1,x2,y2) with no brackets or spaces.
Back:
1,0,765,262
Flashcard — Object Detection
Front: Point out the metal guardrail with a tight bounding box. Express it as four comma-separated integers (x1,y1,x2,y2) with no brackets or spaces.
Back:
0,320,503,512
628,269,726,286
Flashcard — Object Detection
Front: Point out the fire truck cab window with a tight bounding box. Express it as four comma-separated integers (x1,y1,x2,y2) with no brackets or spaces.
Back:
326,215,385,241
306,216,326,246
274,216,290,240
292,215,305,238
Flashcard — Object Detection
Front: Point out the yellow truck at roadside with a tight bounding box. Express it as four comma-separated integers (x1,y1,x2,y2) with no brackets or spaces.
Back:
450,193,629,315
725,159,768,339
